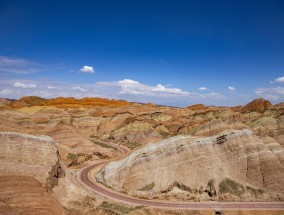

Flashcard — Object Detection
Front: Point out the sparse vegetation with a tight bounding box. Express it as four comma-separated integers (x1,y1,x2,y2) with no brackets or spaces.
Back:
66,153,77,160
90,139,117,151
99,201,144,214
246,185,265,197
69,196,96,212
206,179,217,197
46,162,64,192
93,151,109,159
159,131,171,138
120,141,141,150
66,153,92,166
161,181,193,193
219,178,245,197
138,182,155,191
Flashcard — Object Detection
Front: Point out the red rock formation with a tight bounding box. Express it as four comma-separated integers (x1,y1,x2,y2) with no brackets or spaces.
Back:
186,104,206,111
0,176,67,215
41,97,130,108
1,96,283,212
241,98,274,113
9,96,47,109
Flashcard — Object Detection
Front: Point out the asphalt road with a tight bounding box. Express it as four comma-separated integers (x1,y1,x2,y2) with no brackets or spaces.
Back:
90,138,129,154
80,140,284,210
80,162,284,210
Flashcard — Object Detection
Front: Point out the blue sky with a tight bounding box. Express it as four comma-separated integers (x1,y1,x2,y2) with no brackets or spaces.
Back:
0,0,283,106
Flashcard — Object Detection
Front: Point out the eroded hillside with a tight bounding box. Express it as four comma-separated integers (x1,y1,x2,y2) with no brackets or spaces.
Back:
0,96,283,214
96,128,284,201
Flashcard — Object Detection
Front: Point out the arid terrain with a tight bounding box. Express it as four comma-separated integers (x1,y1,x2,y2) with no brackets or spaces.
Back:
0,96,283,215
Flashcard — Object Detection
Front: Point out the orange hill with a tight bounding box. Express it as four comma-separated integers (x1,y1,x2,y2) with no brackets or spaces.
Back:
9,96,130,109
241,98,274,113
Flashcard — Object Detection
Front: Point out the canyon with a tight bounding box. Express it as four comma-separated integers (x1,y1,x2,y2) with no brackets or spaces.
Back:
0,96,283,214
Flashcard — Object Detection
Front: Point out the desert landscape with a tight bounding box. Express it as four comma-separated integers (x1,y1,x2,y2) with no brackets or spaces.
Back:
1,1,284,214
0,96,283,214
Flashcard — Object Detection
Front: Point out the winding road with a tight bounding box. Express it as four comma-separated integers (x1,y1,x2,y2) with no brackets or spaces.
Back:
79,141,284,210
90,138,129,154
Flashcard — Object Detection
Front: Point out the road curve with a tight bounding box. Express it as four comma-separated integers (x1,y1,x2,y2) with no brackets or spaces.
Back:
90,138,129,154
80,162,284,210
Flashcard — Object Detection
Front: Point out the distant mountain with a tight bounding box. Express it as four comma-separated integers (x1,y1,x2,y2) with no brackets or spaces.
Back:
241,98,274,113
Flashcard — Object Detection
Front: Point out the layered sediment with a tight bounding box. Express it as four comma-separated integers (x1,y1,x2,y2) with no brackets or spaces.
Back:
96,128,284,201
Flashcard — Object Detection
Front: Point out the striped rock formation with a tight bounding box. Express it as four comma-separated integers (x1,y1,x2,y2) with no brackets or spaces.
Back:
96,128,284,201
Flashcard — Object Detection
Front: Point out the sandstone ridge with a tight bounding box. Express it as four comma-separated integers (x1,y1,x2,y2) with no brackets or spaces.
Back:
241,98,274,113
0,131,97,214
0,96,283,214
96,128,284,201
0,131,67,214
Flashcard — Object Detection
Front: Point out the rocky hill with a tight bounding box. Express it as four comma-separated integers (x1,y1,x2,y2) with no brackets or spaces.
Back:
241,98,274,113
9,96,47,109
0,132,67,214
0,96,283,214
0,98,13,106
0,131,101,214
96,125,284,201
8,96,130,109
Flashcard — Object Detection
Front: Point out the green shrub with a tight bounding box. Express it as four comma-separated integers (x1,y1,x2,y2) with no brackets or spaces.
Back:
121,141,141,150
90,139,117,151
246,185,265,197
99,201,144,214
138,182,155,191
219,178,245,197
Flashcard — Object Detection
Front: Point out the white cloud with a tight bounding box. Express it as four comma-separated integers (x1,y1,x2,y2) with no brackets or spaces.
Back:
0,56,40,74
47,86,56,89
72,86,86,92
255,87,284,101
14,82,36,89
255,87,284,95
198,87,207,91
80,65,95,73
1,77,228,106
97,79,228,106
199,92,226,99
151,84,189,95
228,86,236,91
152,84,166,91
118,79,139,84
0,89,14,96
274,76,284,83
98,79,191,97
